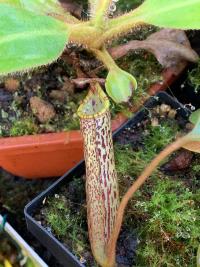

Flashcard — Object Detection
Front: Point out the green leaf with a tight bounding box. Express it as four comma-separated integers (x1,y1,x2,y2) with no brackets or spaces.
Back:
0,4,69,75
105,68,137,103
0,0,65,16
182,109,200,153
189,109,200,125
135,0,200,29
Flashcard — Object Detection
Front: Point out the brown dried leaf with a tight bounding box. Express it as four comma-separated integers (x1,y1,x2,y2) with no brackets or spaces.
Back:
110,29,199,74
59,0,83,19
161,149,193,172
4,78,19,92
30,96,56,123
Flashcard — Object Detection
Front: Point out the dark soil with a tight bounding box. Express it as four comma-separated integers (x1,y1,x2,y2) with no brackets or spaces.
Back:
0,48,162,138
33,102,199,267
0,58,87,137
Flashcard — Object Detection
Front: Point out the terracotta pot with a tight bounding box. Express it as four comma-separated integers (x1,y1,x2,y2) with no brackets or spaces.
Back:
0,66,186,179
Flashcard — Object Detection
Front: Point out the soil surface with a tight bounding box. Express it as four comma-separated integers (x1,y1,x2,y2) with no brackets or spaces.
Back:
0,10,163,139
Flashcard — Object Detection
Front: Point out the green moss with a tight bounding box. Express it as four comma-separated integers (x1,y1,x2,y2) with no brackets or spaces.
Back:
41,108,200,267
44,178,91,260
10,118,38,137
114,118,199,267
46,197,70,238
135,179,200,267
119,53,163,91
115,119,177,178
188,60,200,93
144,121,178,157
191,163,200,174
46,196,87,248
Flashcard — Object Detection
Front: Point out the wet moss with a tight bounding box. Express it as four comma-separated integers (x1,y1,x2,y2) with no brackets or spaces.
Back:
10,118,38,137
38,107,199,266
188,59,200,93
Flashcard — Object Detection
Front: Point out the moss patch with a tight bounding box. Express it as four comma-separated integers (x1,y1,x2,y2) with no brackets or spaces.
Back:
37,105,199,266
188,59,200,93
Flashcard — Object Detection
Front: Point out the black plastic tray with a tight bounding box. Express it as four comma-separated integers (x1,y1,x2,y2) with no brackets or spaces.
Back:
24,92,190,267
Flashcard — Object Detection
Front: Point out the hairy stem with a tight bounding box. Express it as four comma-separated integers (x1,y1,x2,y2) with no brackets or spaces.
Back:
93,48,119,71
90,0,113,27
77,84,119,267
92,6,145,47
106,136,190,267
69,23,102,47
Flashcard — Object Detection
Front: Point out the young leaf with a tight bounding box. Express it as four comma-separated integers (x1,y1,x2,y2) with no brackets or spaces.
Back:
182,109,200,153
109,29,199,74
0,0,79,22
183,141,200,153
0,4,69,75
189,109,200,125
105,68,137,103
135,0,200,29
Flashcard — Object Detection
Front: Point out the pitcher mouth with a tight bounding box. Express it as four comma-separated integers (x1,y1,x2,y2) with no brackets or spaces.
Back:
77,83,110,119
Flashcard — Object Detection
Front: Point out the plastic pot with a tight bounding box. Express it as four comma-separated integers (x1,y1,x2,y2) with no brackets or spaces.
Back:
0,214,48,267
24,92,190,267
0,65,186,179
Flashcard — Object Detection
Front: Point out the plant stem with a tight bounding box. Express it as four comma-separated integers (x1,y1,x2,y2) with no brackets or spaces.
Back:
93,48,119,71
106,136,191,267
91,0,112,27
93,7,144,46
69,22,102,47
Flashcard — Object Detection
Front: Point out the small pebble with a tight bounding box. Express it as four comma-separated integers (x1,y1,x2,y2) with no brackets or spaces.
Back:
80,257,86,264
151,117,159,127
155,105,160,114
159,104,171,115
42,197,46,205
168,109,177,119
4,78,20,92
185,122,194,131
46,227,52,233
30,96,56,123
49,90,68,103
